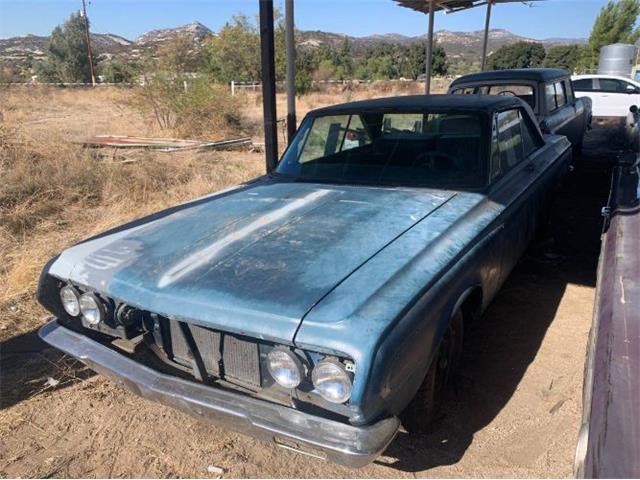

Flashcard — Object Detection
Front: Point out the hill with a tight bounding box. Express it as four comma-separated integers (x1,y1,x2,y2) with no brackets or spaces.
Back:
0,22,584,75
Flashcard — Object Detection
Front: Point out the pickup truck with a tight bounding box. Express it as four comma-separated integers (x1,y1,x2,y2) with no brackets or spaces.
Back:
449,68,592,154
37,95,572,467
575,148,640,478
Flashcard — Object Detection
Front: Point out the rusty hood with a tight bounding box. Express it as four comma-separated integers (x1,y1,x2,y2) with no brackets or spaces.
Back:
47,180,454,343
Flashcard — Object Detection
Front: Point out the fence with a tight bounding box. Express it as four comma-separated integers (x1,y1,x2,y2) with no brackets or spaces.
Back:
229,77,458,96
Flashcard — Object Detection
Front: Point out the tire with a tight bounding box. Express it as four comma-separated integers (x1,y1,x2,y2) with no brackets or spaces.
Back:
400,309,464,433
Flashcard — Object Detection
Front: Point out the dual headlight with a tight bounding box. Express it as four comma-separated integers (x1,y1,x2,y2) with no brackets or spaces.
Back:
59,285,103,326
266,348,353,404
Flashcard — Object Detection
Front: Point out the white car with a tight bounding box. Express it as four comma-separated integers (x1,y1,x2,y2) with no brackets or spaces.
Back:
572,74,640,119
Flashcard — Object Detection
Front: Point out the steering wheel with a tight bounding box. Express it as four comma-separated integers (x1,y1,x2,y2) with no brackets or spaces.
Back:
497,90,518,97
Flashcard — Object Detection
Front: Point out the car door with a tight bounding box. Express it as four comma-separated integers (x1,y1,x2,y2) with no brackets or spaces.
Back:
488,108,548,285
596,78,640,117
617,78,640,115
573,77,602,116
544,81,578,144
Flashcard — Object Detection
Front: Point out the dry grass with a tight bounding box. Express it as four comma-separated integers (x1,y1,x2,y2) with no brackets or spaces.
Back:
0,86,265,339
0,80,447,339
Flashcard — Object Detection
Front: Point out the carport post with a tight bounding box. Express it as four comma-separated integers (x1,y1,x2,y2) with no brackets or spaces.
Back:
424,0,436,94
285,0,297,144
480,0,493,71
259,0,278,173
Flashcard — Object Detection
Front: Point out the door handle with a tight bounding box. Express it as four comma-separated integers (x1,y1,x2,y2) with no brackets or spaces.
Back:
525,162,536,172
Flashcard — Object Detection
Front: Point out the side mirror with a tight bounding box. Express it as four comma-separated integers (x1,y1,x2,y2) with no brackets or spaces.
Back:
631,105,639,114
626,85,639,94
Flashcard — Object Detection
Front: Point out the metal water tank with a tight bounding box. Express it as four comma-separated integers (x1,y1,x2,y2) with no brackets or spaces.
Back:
598,43,637,77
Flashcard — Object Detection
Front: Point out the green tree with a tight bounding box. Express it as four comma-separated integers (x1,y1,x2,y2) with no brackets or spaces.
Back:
580,0,640,71
100,59,139,83
543,44,583,72
37,12,98,83
200,15,260,82
487,41,546,70
401,42,449,80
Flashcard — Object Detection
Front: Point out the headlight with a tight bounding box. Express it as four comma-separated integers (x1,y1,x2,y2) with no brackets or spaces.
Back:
266,349,304,389
59,285,80,316
312,359,352,404
79,293,103,326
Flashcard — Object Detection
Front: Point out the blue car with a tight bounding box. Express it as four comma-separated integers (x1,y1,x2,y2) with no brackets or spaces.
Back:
37,95,571,467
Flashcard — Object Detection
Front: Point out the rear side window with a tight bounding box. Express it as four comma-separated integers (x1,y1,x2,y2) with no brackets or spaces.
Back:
545,83,557,111
497,109,523,170
520,110,542,156
564,80,575,102
545,82,567,111
554,82,567,108
491,109,541,180
573,78,594,91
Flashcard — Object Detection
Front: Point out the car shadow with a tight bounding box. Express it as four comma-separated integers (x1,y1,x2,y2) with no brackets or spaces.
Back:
379,132,614,472
0,327,95,410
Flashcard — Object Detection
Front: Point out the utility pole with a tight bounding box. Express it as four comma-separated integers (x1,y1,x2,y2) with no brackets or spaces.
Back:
81,0,97,86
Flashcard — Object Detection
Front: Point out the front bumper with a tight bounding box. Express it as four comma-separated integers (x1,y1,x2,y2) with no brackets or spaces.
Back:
38,319,399,467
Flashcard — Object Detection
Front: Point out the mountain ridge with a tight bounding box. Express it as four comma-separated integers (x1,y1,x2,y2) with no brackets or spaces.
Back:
0,21,585,72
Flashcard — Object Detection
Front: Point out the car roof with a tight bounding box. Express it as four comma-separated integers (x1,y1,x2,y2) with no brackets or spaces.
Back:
572,74,638,81
450,68,569,87
307,94,524,117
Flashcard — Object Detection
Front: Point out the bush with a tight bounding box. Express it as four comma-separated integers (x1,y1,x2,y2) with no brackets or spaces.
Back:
101,59,139,84
136,74,243,138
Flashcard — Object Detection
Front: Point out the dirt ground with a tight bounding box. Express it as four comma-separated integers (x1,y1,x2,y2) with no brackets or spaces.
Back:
0,87,617,478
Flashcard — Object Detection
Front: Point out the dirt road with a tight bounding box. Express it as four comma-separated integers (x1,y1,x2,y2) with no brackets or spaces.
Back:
0,130,614,478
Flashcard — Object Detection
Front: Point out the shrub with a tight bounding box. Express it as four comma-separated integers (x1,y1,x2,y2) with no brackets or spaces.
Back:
136,75,243,138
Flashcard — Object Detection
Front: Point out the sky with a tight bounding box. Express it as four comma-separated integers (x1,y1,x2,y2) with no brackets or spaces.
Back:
0,0,617,41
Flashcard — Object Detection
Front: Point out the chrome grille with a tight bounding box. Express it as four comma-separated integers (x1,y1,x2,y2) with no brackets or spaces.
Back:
168,320,260,387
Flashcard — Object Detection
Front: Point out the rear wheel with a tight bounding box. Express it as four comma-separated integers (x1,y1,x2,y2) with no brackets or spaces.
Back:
400,310,464,433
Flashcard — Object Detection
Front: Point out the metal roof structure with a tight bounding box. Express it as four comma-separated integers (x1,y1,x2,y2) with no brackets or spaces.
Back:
394,0,546,93
256,0,549,172
394,0,543,14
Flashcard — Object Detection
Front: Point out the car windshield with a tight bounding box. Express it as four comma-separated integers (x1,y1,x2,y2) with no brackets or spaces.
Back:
276,111,487,189
453,84,536,110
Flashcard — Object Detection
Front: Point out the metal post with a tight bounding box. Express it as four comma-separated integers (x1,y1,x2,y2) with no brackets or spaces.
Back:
81,0,96,86
259,0,278,173
285,0,297,144
424,0,436,94
480,0,493,71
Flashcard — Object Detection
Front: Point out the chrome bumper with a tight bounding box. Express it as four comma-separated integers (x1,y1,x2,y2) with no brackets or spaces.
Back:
38,319,399,467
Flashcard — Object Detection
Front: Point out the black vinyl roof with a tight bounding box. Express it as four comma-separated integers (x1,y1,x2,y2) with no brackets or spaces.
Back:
308,94,525,116
450,68,569,87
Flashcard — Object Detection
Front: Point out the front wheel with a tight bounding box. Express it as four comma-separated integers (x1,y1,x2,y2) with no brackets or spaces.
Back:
400,310,464,433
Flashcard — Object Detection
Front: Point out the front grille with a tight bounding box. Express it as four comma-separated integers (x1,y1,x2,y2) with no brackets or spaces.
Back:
167,319,261,387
